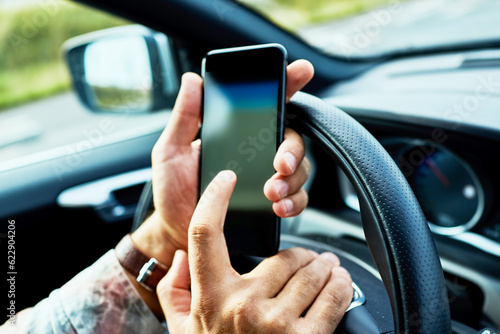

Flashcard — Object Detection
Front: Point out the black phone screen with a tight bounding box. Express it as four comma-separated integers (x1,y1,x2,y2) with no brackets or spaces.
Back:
201,44,286,257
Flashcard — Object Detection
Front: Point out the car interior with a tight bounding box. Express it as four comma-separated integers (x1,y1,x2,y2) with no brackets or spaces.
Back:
1,0,499,333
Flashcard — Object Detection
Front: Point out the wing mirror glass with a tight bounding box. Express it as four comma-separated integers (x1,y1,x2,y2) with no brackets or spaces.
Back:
64,25,179,113
83,36,153,112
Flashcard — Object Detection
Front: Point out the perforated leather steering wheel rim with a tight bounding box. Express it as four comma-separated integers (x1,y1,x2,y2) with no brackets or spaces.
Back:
286,92,451,334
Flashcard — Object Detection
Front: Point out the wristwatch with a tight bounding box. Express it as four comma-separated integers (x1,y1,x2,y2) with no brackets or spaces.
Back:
115,234,168,291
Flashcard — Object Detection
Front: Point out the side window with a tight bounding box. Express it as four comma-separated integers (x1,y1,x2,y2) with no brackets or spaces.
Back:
0,1,172,167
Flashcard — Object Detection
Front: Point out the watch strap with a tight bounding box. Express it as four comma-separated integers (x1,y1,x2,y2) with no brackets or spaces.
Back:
115,234,168,291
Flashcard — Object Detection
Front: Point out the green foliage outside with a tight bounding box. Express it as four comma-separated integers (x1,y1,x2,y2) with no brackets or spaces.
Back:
241,0,400,31
92,86,152,111
0,0,397,110
0,1,128,110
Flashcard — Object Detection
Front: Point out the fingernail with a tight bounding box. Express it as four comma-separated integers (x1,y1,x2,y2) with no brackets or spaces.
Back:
285,152,296,173
320,252,340,265
282,198,293,215
308,250,319,258
217,170,235,182
273,179,288,199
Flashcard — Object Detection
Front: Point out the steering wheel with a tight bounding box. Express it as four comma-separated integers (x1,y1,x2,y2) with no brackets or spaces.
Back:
133,92,452,334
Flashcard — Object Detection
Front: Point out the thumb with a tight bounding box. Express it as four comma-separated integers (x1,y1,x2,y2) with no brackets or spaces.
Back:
157,250,191,333
156,72,202,148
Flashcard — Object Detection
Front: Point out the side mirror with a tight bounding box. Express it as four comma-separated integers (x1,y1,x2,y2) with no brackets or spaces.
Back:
63,25,179,113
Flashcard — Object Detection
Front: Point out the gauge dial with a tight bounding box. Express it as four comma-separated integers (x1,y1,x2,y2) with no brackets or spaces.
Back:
405,146,484,235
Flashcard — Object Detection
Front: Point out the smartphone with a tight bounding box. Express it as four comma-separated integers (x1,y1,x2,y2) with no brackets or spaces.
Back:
200,44,287,257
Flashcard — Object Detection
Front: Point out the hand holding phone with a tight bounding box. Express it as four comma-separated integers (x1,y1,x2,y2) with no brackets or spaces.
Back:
200,44,287,257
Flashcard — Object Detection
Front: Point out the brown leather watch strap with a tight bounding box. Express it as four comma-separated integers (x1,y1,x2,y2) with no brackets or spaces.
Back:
115,234,168,291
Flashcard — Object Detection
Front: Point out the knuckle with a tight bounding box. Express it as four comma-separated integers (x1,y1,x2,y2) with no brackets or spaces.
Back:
342,272,353,285
191,297,214,320
334,267,353,286
315,256,336,269
297,134,305,150
262,308,288,332
278,247,312,268
231,297,261,331
232,301,250,328
300,188,309,205
292,189,308,215
296,270,318,288
290,270,322,301
302,157,311,175
284,129,303,149
189,221,216,241
288,128,304,145
326,287,347,310
311,292,348,330
276,248,299,267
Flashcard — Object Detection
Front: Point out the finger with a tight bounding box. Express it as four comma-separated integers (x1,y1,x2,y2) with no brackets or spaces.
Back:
286,59,314,103
300,266,353,332
244,247,318,297
157,250,191,332
274,128,305,176
275,252,341,317
272,188,308,218
264,157,310,202
156,72,203,148
188,170,238,289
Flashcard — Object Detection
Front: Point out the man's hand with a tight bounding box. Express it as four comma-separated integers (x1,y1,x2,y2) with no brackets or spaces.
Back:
129,60,314,318
157,171,353,334
137,60,314,257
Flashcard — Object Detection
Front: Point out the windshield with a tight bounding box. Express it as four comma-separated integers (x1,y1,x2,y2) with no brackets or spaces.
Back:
239,0,500,59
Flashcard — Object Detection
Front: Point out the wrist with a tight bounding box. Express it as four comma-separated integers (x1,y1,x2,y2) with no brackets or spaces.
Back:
119,212,177,319
131,211,177,268
123,268,165,319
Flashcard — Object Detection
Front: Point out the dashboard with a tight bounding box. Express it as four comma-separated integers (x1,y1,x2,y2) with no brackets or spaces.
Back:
337,137,500,258
293,48,500,328
323,48,500,258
